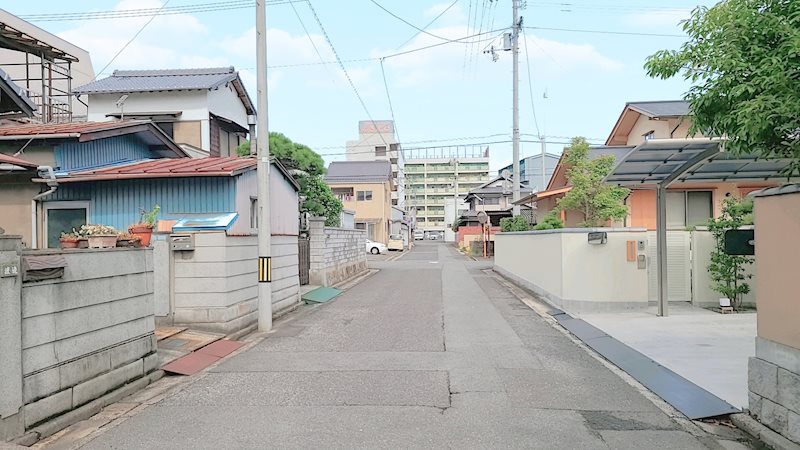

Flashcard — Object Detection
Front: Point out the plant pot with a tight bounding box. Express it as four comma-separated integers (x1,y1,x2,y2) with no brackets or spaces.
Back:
128,225,153,247
87,235,118,249
77,238,89,249
60,239,79,249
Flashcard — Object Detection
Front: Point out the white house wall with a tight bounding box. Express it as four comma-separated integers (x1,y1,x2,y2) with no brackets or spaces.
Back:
207,84,249,130
232,169,299,236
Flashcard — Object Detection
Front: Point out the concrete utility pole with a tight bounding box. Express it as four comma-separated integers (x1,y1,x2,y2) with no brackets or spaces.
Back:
256,0,273,331
540,135,546,191
511,0,521,215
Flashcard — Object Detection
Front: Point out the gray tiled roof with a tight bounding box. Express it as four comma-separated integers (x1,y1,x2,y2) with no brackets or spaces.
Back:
325,160,392,183
0,67,36,116
627,100,689,118
74,67,239,94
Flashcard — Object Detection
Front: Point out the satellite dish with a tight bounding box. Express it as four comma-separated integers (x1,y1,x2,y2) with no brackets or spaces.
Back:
501,169,511,180
477,211,488,224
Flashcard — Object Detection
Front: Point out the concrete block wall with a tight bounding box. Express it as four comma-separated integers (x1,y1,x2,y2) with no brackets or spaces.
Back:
748,338,800,445
308,217,368,287
0,241,157,441
170,232,299,334
494,228,650,314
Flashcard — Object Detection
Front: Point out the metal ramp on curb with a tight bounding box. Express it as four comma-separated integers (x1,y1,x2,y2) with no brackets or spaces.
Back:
549,310,740,420
156,328,243,375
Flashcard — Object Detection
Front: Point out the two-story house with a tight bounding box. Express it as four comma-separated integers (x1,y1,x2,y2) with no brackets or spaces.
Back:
325,160,393,244
74,67,255,157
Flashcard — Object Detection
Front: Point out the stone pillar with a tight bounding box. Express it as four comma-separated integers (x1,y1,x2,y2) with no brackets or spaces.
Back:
0,235,23,440
308,217,327,286
748,187,800,445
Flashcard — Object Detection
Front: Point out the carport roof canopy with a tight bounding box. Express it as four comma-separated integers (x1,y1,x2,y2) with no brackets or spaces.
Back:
605,138,794,187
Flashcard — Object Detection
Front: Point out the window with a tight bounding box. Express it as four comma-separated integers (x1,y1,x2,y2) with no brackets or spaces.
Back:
483,197,501,205
332,188,354,202
643,130,656,141
666,191,713,227
250,197,258,229
44,201,90,248
375,146,387,157
357,190,373,201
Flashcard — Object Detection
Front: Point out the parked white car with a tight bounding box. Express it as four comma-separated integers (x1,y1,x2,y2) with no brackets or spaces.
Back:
366,239,388,255
413,230,425,240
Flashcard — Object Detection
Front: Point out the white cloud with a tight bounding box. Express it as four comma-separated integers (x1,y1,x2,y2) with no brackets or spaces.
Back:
626,9,692,28
423,2,467,24
57,0,210,76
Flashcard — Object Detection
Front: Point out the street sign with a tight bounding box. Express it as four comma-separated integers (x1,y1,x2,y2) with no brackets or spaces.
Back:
477,211,488,224
724,229,755,256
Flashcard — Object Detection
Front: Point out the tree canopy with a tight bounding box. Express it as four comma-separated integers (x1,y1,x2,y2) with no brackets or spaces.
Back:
644,0,800,175
557,137,630,227
236,132,326,176
237,132,341,227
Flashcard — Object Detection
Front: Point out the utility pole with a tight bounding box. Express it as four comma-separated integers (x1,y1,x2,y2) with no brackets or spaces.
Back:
256,0,273,331
540,135,546,191
511,0,521,215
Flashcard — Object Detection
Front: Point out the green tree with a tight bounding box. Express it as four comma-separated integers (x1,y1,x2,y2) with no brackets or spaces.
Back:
236,132,325,176
707,197,754,311
644,0,800,175
556,137,630,227
532,210,564,230
500,216,530,232
237,133,342,227
300,175,342,227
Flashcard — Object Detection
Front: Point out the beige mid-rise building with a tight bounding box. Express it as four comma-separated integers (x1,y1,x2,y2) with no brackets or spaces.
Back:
325,161,393,244
345,120,404,208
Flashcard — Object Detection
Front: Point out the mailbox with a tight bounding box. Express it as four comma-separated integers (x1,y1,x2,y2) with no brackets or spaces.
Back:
170,234,195,251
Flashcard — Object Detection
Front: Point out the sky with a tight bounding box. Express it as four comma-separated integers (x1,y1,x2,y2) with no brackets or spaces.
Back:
9,0,718,172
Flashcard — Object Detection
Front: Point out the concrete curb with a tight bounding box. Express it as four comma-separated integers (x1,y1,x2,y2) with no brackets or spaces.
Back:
731,413,800,450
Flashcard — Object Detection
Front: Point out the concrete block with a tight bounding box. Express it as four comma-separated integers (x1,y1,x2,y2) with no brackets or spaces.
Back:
788,411,800,445
58,346,112,388
761,398,789,436
778,368,800,413
143,353,159,374
22,367,60,403
22,273,150,318
748,391,763,418
23,389,72,428
110,334,156,369
757,337,800,375
21,314,56,350
173,308,210,323
72,359,143,407
0,411,24,442
749,357,779,401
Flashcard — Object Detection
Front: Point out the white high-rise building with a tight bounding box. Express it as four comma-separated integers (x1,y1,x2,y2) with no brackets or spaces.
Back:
345,120,404,208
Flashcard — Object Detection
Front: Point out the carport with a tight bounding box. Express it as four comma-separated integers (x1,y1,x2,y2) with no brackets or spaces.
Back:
605,138,795,316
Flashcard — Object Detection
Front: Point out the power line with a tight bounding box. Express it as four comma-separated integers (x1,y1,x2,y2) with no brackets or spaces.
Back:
17,1,301,22
287,0,332,80
367,0,472,44
93,0,172,81
304,0,392,153
524,26,685,38
396,0,460,49
521,28,541,138
315,139,577,157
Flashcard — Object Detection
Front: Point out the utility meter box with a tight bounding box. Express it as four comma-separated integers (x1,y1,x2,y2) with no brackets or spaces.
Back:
170,234,195,251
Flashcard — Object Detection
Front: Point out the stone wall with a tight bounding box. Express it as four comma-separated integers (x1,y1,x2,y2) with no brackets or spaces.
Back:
0,237,158,442
308,217,368,287
163,232,300,335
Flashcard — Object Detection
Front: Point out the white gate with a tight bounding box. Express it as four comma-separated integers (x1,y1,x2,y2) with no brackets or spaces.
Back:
647,231,693,302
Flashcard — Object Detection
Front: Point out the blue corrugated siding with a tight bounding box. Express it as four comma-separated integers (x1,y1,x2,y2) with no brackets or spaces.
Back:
55,134,156,171
45,177,237,231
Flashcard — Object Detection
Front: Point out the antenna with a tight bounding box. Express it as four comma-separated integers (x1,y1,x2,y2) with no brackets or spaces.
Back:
115,94,129,121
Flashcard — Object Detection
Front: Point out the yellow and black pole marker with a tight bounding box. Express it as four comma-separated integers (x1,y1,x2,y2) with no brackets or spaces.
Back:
258,256,272,283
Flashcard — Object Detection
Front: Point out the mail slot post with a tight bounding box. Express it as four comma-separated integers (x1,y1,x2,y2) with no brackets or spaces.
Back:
169,234,195,251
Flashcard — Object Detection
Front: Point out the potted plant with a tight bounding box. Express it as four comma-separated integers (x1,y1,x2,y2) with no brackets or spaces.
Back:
128,205,160,247
116,232,142,248
78,224,119,249
59,232,80,249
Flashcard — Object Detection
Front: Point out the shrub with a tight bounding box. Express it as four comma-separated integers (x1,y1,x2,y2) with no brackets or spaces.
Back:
533,211,564,230
500,216,530,232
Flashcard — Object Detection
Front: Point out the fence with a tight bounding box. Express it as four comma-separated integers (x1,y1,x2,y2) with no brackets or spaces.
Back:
0,236,158,442
494,228,650,314
152,231,300,335
308,217,368,287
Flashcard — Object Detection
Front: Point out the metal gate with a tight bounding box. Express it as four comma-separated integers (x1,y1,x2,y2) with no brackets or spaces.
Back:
298,237,310,285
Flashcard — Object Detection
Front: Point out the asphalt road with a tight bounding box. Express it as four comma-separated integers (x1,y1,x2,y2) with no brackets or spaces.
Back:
74,241,720,449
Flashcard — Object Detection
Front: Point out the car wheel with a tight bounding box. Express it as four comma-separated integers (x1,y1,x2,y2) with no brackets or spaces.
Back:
370,247,379,254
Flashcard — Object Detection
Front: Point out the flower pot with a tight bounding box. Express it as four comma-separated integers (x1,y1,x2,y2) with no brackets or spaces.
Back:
60,239,79,249
77,238,89,249
87,235,118,249
128,225,153,247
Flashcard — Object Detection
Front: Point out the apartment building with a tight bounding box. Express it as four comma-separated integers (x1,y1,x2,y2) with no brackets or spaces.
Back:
404,146,491,238
345,120,404,207
325,160,394,244
498,152,561,192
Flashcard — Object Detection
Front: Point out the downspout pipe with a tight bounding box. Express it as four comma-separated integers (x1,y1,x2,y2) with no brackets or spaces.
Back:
31,166,58,249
